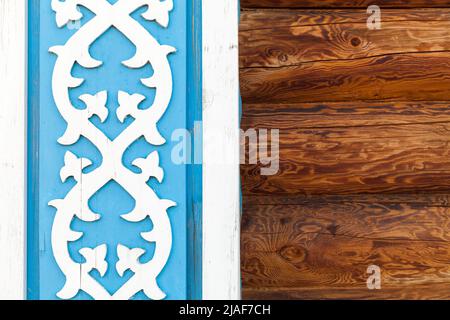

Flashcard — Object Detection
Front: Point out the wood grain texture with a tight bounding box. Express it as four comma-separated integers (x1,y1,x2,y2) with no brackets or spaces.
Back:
242,102,450,195
243,193,450,206
240,9,450,102
241,0,450,8
242,101,450,128
239,5,450,300
243,284,450,300
240,8,450,31
241,202,450,299
241,52,450,103
240,13,450,67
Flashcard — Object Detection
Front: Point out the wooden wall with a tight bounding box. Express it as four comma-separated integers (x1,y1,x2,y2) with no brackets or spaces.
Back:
240,0,450,299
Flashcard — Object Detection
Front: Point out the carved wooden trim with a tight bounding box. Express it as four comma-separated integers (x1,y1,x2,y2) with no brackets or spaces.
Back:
49,0,176,300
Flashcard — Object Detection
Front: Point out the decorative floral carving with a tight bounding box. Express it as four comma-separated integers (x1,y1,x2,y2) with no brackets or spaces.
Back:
49,0,176,300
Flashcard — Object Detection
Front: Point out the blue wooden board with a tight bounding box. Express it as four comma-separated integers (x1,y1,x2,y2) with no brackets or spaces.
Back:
28,0,202,300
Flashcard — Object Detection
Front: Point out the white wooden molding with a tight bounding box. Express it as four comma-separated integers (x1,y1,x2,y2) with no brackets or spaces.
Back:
0,0,26,300
202,0,241,300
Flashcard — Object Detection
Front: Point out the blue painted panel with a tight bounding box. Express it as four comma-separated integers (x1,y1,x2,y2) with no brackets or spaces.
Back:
186,0,203,300
28,0,201,300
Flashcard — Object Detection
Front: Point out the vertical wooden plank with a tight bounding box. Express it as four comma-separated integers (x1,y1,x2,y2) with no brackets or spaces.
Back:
187,0,203,300
29,0,192,300
202,0,241,300
0,0,26,299
27,0,40,299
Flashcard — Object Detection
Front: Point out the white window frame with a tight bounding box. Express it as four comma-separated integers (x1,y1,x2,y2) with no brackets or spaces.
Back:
202,0,241,300
0,0,27,300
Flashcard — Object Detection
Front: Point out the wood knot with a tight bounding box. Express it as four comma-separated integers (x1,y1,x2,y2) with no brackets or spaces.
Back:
351,37,361,47
280,217,292,225
279,245,306,263
327,224,338,236
278,53,288,63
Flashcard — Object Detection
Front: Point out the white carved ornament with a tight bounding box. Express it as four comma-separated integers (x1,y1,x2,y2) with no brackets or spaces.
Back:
49,0,176,300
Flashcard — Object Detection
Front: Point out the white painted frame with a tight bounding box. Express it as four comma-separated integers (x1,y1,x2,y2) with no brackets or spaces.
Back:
0,0,27,300
202,0,241,300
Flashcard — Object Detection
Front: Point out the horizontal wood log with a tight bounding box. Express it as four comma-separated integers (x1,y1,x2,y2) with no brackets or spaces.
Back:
240,8,450,32
241,0,450,8
242,101,450,128
241,102,450,195
240,13,450,67
241,202,450,299
240,52,450,103
243,284,450,300
243,193,450,206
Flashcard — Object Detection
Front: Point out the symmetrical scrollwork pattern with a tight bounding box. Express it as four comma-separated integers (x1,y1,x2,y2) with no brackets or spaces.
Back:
49,0,176,300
